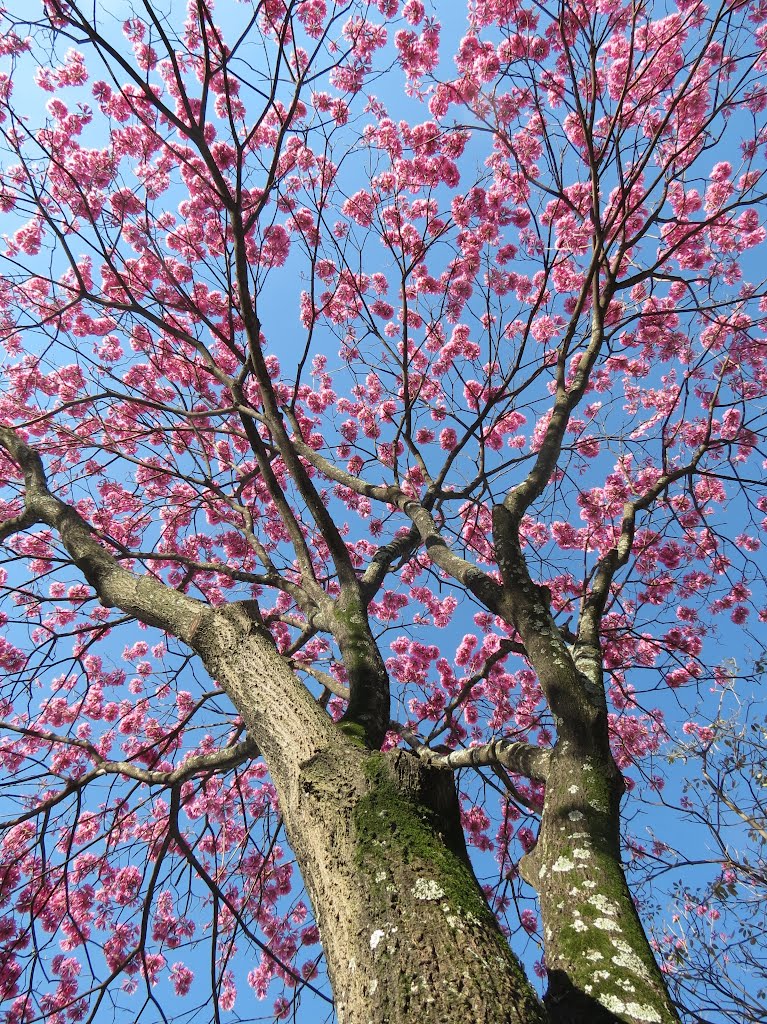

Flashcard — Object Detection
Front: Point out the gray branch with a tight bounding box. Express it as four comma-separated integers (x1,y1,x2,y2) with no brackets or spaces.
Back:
397,726,550,780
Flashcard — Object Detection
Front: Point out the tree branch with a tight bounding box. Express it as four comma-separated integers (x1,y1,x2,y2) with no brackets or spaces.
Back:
0,720,259,828
0,426,207,642
396,725,550,781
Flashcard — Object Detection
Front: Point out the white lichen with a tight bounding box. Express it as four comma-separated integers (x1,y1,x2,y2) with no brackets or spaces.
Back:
568,810,584,821
571,919,588,932
617,978,637,993
601,994,662,1022
625,1004,662,1022
411,878,445,901
602,995,627,1015
593,917,621,932
613,940,651,979
588,894,618,915
370,930,385,950
573,847,591,860
552,856,576,872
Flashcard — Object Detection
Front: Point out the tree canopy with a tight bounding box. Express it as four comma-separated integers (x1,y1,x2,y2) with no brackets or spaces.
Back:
0,1,765,1022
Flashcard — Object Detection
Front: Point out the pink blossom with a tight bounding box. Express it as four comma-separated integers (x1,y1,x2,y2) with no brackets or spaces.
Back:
169,963,193,996
520,910,538,933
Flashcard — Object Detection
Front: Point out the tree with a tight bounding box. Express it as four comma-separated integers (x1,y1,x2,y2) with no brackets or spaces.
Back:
0,1,765,1022
640,668,767,1024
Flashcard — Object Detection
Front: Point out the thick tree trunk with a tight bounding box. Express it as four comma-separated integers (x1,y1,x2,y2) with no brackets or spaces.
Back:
294,747,547,1024
193,609,547,1023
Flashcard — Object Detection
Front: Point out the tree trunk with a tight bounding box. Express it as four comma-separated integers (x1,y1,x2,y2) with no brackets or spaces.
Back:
295,746,547,1024
522,746,680,1024
192,609,547,1023
489,503,682,1024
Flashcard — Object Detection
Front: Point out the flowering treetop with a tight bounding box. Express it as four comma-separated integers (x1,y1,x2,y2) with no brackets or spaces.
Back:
0,0,765,1020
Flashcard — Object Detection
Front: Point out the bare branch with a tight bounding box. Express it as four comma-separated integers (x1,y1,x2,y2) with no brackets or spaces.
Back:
396,725,550,781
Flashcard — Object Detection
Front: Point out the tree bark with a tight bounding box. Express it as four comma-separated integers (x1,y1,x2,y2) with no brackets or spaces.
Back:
192,609,547,1023
492,504,681,1024
521,748,680,1024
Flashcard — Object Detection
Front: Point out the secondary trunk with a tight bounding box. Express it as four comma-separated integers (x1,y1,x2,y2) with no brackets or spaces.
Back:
521,745,681,1024
492,504,681,1024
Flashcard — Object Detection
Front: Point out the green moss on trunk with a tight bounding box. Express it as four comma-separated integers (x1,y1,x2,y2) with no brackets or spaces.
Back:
354,752,533,978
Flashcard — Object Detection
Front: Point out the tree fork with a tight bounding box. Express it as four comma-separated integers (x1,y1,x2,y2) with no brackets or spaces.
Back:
188,607,545,1021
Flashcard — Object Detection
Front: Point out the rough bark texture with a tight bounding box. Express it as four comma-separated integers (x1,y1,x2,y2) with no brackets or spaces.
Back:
323,749,546,1024
493,503,681,1024
198,619,544,1021
190,609,547,1023
521,749,679,1024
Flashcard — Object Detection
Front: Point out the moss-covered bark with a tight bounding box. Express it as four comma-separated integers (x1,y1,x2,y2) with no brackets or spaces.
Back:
522,749,680,1024
492,503,681,1024
333,594,391,747
293,745,547,1024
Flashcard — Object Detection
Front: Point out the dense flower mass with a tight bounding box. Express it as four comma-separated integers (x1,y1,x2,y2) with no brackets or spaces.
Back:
0,0,765,1022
